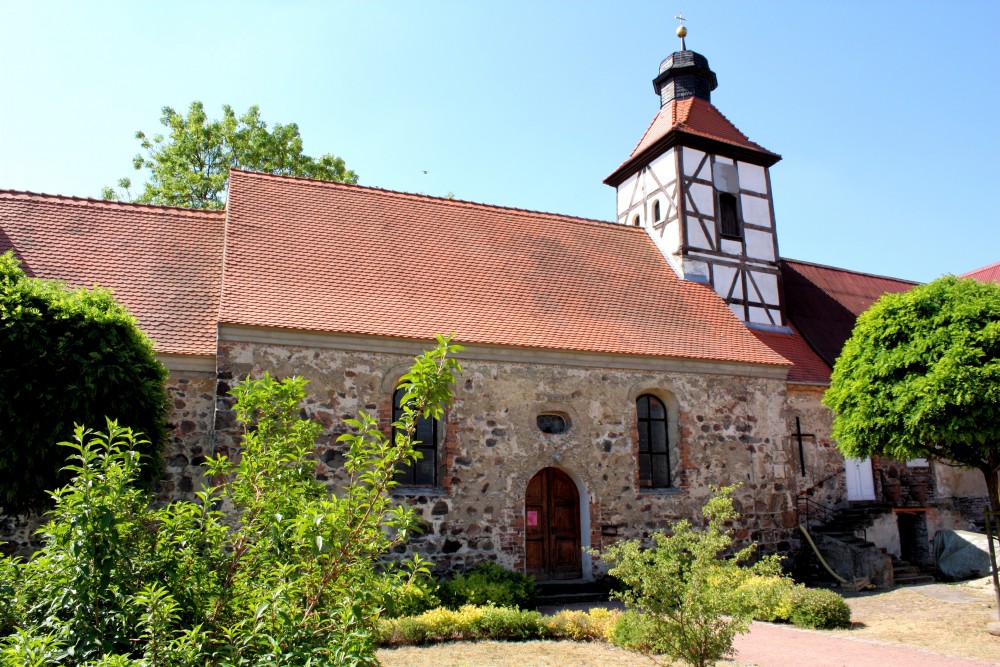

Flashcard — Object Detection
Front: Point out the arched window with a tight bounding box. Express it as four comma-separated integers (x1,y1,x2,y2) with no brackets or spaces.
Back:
632,214,641,227
636,394,671,488
653,200,662,221
393,385,438,486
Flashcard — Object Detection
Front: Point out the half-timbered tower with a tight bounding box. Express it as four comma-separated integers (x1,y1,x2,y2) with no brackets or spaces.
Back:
605,35,784,327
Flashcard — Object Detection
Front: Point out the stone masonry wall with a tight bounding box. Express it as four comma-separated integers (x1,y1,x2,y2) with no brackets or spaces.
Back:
783,385,844,514
215,340,799,578
153,372,216,504
1,369,216,556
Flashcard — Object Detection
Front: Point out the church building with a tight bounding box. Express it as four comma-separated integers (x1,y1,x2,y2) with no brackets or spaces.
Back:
1,31,989,582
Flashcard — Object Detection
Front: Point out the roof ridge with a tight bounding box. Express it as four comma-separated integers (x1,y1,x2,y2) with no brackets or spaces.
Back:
781,257,920,285
960,259,1000,277
0,189,225,218
229,169,621,228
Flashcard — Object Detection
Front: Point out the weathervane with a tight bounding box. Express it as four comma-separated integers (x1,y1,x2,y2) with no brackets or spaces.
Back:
675,12,688,50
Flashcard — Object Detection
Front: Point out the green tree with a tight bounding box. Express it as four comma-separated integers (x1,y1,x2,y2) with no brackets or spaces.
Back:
823,276,1000,513
601,486,782,667
0,251,168,515
102,101,358,209
2,336,462,665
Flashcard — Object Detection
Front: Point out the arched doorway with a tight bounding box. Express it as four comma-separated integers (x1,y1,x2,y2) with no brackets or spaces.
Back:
525,467,582,580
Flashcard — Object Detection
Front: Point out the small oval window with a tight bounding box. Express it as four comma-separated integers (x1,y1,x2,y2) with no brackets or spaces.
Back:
537,413,568,435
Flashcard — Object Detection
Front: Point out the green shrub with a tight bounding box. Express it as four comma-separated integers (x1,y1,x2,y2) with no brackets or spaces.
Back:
383,579,441,618
440,561,538,609
0,337,464,665
737,574,797,622
0,251,169,515
783,586,851,629
610,610,665,654
470,604,546,640
381,605,548,645
546,608,621,641
599,485,785,667
0,556,19,637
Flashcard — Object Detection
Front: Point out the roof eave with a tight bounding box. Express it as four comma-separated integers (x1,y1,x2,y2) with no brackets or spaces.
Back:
604,130,782,188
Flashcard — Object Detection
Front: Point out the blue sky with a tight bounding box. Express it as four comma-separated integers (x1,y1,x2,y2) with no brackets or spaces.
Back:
1,1,997,282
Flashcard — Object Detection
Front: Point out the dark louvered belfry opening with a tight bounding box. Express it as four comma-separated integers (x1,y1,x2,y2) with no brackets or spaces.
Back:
718,192,741,239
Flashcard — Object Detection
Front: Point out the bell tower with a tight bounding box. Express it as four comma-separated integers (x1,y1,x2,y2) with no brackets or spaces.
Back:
605,21,785,327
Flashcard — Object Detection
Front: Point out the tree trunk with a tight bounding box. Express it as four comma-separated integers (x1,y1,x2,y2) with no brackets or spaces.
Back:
982,454,1000,515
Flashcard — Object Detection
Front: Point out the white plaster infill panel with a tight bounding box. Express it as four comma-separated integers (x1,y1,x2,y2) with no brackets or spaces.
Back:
713,264,740,300
616,172,639,218
682,147,706,177
737,162,768,194
649,148,676,187
748,306,770,325
740,194,772,227
217,324,790,378
745,229,776,261
720,239,742,255
748,271,779,306
664,220,680,249
686,216,711,250
688,182,715,217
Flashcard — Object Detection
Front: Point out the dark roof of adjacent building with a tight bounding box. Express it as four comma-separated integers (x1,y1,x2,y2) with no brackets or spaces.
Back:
220,170,789,367
961,260,1000,284
0,190,225,356
780,259,918,368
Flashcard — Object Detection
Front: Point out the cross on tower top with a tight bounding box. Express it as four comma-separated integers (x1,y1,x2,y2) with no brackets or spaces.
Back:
675,12,688,50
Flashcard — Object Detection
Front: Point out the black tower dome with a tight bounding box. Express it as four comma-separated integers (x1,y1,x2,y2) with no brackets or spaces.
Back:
651,50,718,107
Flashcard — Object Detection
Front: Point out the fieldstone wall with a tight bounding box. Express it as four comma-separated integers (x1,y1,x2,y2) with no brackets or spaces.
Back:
153,372,216,504
215,340,799,578
1,369,217,556
783,385,844,513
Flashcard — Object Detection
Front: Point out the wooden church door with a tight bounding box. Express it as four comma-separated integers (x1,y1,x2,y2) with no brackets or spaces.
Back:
525,468,582,580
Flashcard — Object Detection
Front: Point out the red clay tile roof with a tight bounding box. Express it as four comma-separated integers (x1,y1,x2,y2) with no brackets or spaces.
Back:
605,97,780,185
749,326,831,385
780,259,918,367
220,170,790,368
629,97,775,160
961,260,1000,284
0,191,224,356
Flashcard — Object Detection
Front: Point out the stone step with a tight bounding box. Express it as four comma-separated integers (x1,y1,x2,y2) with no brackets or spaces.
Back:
535,580,611,606
534,591,610,606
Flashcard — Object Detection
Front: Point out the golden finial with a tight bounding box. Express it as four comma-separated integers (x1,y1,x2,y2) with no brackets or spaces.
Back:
675,13,688,50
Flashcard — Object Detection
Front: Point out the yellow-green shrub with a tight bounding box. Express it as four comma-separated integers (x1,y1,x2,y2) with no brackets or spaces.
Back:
545,608,621,641
737,575,797,622
380,604,548,645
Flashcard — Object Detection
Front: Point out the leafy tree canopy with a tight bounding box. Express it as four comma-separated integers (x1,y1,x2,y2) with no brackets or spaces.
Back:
102,101,358,209
823,276,1000,509
0,251,169,515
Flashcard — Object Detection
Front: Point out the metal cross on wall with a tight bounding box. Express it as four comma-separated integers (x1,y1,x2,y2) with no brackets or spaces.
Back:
791,417,815,477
